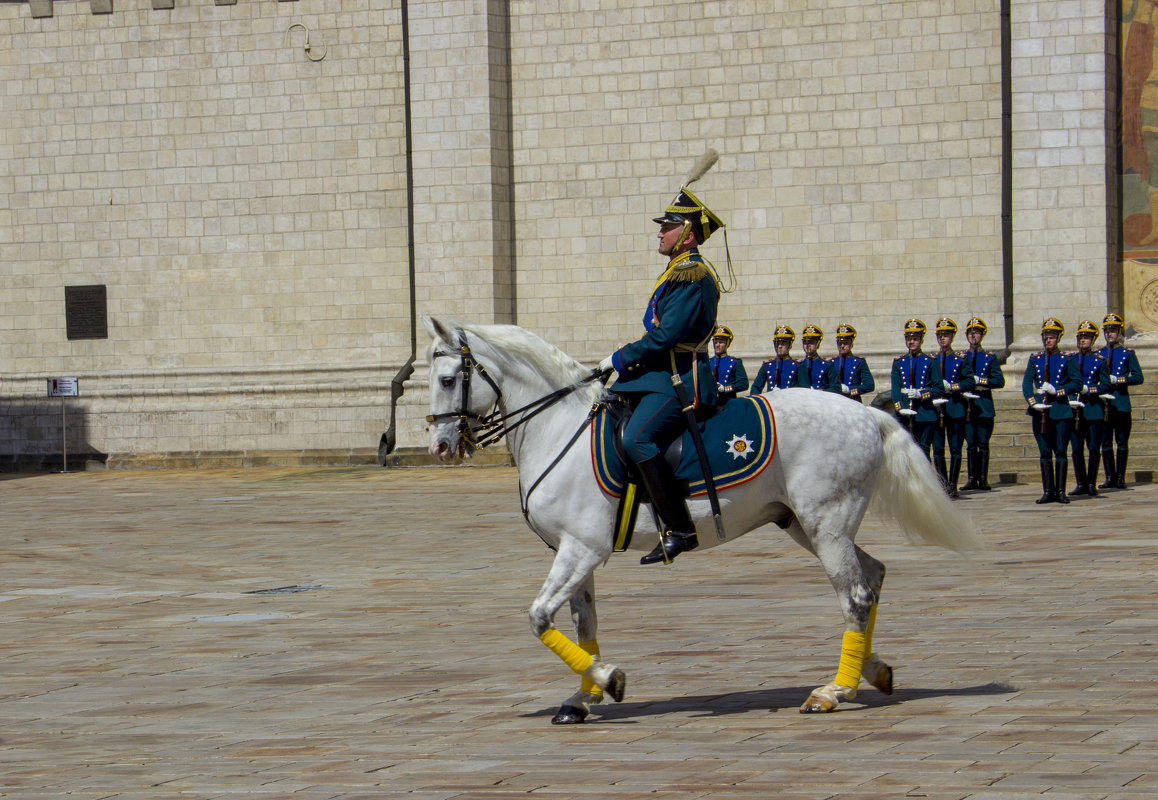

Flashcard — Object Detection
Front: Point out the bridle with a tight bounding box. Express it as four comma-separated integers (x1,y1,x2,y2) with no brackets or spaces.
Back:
425,327,606,458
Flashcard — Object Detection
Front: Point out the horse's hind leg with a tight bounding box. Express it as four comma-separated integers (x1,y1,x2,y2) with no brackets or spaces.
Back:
550,572,605,725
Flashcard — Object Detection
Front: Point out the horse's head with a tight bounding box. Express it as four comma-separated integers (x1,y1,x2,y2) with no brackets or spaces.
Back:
424,317,503,463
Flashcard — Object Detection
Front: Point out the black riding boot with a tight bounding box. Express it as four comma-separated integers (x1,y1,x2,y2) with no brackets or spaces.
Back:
934,455,948,489
1098,448,1116,489
947,453,962,498
1116,448,1129,489
978,449,993,491
635,456,698,565
961,447,979,491
1068,450,1088,496
1085,451,1100,497
1035,459,1054,504
1054,459,1070,504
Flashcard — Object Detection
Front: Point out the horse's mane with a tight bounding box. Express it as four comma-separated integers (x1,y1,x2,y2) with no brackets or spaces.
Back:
451,320,595,388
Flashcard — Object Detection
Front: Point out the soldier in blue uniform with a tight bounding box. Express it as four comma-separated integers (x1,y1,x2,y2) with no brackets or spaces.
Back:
1097,313,1146,490
599,179,725,565
890,318,945,460
960,317,1005,491
750,325,807,393
931,318,975,497
1022,318,1082,504
799,324,840,393
1067,320,1112,497
831,323,875,402
708,324,748,406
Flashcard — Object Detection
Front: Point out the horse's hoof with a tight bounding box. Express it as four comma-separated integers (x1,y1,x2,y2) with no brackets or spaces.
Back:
799,682,855,713
799,692,838,713
863,655,894,695
550,704,588,725
605,668,626,703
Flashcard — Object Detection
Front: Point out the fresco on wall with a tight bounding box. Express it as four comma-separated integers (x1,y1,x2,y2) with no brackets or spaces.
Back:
1123,0,1158,254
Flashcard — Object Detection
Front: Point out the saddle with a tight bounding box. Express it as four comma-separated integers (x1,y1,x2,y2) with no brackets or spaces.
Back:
594,394,777,550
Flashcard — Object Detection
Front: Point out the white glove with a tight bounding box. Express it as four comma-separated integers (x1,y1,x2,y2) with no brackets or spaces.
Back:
1032,403,1049,411
963,392,980,400
840,383,850,395
1069,400,1084,408
943,380,952,391
1081,385,1092,394
1099,393,1116,401
598,354,616,373
898,408,917,417
932,398,948,406
1040,381,1057,395
905,387,921,399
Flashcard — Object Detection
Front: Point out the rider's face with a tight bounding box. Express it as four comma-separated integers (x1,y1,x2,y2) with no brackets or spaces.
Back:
657,222,688,256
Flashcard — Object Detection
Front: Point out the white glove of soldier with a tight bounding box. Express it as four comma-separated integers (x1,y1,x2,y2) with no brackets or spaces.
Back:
963,391,979,400
1099,393,1115,401
905,387,921,399
598,354,616,373
1032,402,1049,411
1040,381,1057,395
840,383,850,395
943,379,952,391
898,408,917,416
717,383,727,393
932,398,948,406
1081,384,1092,394
1069,399,1084,408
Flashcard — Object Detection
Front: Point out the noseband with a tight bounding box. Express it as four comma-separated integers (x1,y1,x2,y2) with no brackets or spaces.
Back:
425,327,607,458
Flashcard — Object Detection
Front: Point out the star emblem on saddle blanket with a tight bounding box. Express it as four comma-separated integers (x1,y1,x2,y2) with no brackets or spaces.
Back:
725,433,754,461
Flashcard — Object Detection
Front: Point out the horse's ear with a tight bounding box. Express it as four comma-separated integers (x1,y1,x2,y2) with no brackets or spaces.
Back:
423,316,452,346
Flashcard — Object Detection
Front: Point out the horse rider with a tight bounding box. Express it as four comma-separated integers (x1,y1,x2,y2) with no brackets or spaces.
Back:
598,184,725,565
709,324,748,405
831,323,875,402
890,318,945,460
931,317,975,497
1022,317,1081,504
1067,320,1112,497
1097,313,1145,490
960,316,1005,491
750,325,807,393
799,324,840,392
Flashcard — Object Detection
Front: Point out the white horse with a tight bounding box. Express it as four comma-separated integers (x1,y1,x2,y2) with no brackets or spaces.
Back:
424,317,982,724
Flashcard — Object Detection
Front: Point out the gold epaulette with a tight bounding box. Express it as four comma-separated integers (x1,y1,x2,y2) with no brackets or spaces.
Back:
663,252,713,284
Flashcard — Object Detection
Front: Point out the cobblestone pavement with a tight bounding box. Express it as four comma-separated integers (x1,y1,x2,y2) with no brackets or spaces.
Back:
1,466,1155,799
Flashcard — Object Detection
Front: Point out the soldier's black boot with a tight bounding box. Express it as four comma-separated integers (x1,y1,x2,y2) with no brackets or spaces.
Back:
1098,448,1116,490
1068,451,1088,496
934,455,948,490
1116,448,1129,489
1054,459,1070,504
1035,459,1054,504
947,454,962,498
961,447,980,491
635,456,698,565
1086,451,1099,497
978,449,993,491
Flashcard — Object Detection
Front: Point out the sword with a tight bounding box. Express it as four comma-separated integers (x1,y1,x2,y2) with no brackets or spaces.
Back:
670,361,727,541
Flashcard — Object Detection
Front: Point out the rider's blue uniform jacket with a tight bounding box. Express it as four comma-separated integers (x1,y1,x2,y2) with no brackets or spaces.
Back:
709,354,748,404
831,354,875,402
610,250,719,407
750,357,806,393
1022,350,1081,419
890,352,945,422
937,349,976,420
963,348,1005,419
1097,343,1145,413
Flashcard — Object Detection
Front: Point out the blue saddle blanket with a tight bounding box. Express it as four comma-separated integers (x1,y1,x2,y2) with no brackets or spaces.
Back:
592,394,777,498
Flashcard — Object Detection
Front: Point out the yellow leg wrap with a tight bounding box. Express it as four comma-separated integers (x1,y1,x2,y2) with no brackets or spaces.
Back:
864,604,879,659
834,630,868,688
539,628,595,675
578,640,603,696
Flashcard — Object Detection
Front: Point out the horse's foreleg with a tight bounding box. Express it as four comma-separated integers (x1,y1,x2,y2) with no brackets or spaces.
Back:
856,551,893,695
529,545,625,722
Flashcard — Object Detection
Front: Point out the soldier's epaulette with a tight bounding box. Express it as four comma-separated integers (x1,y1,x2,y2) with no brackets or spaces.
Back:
955,350,969,357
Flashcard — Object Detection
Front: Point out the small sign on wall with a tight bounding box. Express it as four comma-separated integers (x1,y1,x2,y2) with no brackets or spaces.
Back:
47,378,79,397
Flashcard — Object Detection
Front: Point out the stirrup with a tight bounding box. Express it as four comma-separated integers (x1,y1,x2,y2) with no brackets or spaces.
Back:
640,530,698,565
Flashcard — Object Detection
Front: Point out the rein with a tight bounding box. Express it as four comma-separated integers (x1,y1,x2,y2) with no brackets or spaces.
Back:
426,327,608,456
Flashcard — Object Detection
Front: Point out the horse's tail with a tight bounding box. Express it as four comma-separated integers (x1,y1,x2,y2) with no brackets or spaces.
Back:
867,407,985,553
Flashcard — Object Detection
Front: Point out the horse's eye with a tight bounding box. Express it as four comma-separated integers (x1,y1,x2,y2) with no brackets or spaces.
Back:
439,376,456,389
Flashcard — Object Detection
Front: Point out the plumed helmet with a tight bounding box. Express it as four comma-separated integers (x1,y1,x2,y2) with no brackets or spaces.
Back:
801,323,823,341
935,317,958,334
772,324,795,342
965,316,988,335
1102,312,1125,328
835,323,857,340
712,324,734,343
1076,320,1099,338
1041,317,1065,335
903,318,927,335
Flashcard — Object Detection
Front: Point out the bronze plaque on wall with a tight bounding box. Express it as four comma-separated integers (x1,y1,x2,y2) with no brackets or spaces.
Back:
65,285,109,340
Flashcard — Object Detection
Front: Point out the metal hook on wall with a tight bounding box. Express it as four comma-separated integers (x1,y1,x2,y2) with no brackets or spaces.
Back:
285,23,327,62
